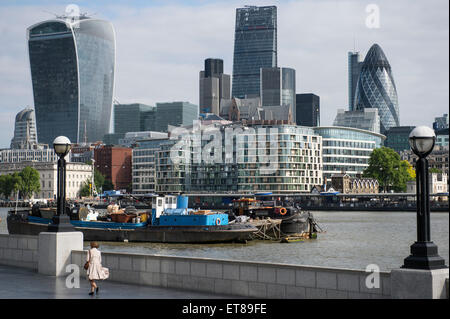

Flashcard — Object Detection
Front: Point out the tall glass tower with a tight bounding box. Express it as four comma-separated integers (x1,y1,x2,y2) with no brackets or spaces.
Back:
354,44,399,134
348,51,363,111
27,16,115,145
232,5,277,99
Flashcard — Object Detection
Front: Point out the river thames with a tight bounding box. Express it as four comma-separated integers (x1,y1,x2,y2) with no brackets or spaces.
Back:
1,208,448,271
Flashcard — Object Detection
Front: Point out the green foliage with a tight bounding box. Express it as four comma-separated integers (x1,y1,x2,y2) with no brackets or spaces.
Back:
0,173,21,198
79,179,91,197
94,169,105,192
429,167,442,174
363,147,414,193
102,179,114,191
17,166,41,199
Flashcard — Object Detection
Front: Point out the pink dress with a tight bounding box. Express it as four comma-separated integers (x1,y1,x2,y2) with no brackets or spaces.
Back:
86,248,109,280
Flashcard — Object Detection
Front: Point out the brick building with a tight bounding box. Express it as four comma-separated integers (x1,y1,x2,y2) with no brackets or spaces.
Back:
94,146,132,191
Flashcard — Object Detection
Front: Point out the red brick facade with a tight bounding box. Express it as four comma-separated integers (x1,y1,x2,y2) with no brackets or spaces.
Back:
94,146,132,191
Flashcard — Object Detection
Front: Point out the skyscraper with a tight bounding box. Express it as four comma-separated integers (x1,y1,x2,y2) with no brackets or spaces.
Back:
232,5,277,98
354,44,399,134
199,58,230,115
348,51,363,110
27,16,115,145
296,94,320,127
10,108,38,149
261,67,296,120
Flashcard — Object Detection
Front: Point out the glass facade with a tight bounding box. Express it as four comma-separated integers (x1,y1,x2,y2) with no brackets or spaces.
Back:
314,126,385,179
261,67,296,120
155,124,323,194
232,6,277,98
354,44,399,134
384,126,415,152
28,18,115,145
114,103,155,134
348,51,363,111
296,93,320,127
154,102,199,132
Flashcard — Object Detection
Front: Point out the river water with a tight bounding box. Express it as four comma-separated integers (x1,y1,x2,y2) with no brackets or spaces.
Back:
1,208,448,271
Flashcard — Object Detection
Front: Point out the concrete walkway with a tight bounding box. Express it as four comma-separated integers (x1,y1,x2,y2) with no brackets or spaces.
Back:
0,265,240,299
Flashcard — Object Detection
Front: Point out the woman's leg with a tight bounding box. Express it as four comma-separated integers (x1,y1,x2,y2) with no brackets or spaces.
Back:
89,280,96,293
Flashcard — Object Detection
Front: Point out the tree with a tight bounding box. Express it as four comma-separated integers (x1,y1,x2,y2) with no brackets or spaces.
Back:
78,179,91,197
403,160,416,180
94,169,105,192
0,173,22,199
102,179,114,191
363,147,414,193
17,166,41,199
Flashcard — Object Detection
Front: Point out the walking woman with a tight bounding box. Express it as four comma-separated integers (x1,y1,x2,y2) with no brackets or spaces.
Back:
85,242,109,295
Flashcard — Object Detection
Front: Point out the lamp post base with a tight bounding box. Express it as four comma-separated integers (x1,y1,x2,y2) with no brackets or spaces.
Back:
402,241,448,270
47,215,76,232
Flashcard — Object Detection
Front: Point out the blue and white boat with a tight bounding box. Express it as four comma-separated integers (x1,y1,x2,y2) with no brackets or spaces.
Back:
7,195,257,243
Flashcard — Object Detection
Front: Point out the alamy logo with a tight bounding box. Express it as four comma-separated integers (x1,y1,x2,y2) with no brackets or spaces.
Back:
365,264,380,289
169,121,279,175
365,4,380,29
65,264,80,288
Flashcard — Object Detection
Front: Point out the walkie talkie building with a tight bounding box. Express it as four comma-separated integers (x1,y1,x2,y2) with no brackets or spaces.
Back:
354,44,399,134
27,16,115,145
232,5,277,99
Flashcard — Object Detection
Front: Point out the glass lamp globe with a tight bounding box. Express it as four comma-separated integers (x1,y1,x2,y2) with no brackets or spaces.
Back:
53,136,72,157
408,126,435,157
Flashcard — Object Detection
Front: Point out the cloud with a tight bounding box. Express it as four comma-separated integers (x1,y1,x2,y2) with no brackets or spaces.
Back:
0,0,448,148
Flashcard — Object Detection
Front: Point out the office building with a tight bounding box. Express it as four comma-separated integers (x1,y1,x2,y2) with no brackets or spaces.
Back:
384,126,415,152
28,16,115,145
314,126,386,180
348,51,363,110
156,122,323,194
261,67,296,120
0,148,62,163
132,138,169,194
333,108,380,133
10,108,39,149
119,131,168,148
435,128,449,147
433,113,449,130
199,58,231,115
154,102,199,133
232,5,277,98
94,146,132,191
296,94,320,127
354,44,399,134
0,161,92,199
114,103,155,134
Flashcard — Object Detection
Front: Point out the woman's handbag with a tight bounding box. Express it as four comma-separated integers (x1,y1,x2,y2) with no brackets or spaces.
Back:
84,250,91,270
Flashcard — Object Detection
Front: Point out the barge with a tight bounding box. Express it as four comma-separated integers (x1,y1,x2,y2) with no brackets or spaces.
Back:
7,195,257,244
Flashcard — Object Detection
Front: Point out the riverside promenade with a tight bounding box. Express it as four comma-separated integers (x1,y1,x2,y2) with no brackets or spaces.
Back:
0,233,448,299
0,264,238,299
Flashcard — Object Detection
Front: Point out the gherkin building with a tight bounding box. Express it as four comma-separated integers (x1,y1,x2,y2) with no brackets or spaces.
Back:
354,44,399,134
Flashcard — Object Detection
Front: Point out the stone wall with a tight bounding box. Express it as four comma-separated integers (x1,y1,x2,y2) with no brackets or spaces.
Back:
71,250,391,299
0,234,39,269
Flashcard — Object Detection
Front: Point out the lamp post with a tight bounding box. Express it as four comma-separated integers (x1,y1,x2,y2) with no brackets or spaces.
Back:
48,136,75,232
402,126,447,270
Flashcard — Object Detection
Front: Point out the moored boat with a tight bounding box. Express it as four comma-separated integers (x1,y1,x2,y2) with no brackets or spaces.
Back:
7,195,257,244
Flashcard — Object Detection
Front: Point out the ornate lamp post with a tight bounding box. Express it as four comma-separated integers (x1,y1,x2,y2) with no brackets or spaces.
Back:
48,136,75,232
402,126,447,269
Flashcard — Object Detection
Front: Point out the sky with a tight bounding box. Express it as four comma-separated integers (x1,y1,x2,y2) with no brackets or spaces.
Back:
0,0,448,148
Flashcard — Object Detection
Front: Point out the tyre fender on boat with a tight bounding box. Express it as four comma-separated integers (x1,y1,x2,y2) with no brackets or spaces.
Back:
280,207,287,216
215,218,221,225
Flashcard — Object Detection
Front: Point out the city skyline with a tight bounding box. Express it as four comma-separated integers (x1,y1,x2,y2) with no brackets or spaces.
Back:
0,0,448,147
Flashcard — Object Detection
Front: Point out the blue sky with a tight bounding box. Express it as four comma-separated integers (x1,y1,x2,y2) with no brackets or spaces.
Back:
0,0,448,147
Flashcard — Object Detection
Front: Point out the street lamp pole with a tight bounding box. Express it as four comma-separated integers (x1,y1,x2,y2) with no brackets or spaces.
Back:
48,136,75,232
402,126,447,270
